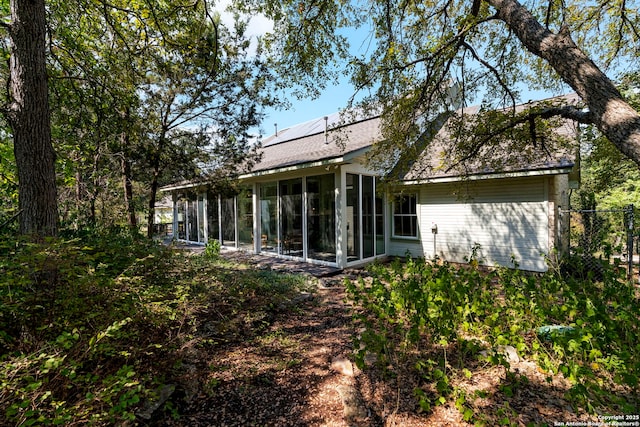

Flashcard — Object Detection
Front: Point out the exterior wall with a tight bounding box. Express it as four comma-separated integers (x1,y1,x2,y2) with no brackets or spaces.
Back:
388,176,553,272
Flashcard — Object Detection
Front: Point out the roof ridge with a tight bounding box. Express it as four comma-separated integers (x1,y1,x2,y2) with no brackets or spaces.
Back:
262,113,381,148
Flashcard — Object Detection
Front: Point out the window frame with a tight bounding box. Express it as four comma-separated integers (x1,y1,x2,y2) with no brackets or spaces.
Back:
392,193,419,239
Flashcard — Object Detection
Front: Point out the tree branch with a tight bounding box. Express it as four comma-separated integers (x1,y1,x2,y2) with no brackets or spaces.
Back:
488,0,640,167
459,40,517,107
471,0,481,16
445,104,592,172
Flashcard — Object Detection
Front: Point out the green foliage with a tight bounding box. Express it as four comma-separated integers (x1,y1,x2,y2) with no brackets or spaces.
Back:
204,239,221,259
40,0,274,231
0,127,18,232
575,72,640,213
346,256,640,419
0,228,311,425
247,0,640,178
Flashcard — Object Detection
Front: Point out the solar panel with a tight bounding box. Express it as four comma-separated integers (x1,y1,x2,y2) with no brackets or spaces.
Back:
262,111,344,146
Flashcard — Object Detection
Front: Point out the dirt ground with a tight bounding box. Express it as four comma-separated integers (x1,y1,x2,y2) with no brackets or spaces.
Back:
155,253,611,427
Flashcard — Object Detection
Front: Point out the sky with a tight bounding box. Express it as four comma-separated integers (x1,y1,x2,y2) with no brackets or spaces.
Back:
260,79,362,135
216,5,377,137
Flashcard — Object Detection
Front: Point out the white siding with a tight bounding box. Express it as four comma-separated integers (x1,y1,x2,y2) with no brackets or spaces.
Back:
389,177,551,272
387,237,425,259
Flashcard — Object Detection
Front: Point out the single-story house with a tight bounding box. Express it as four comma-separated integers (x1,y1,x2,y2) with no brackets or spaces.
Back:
160,95,581,272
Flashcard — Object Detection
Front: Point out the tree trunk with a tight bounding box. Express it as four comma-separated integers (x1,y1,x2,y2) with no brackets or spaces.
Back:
121,138,137,228
122,155,137,228
118,108,137,229
8,0,58,237
489,0,640,167
147,168,159,239
147,133,167,239
89,151,100,225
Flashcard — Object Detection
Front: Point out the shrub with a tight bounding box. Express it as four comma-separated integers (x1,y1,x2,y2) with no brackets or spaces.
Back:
0,228,313,425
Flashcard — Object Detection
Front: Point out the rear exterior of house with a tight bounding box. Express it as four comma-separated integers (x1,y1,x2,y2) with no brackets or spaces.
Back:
388,174,570,272
161,104,578,272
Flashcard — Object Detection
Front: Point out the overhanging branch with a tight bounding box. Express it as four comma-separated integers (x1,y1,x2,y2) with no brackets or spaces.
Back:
445,104,591,172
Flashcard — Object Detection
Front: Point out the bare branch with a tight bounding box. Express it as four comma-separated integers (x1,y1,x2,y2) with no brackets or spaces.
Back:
471,0,481,17
459,40,517,107
545,1,551,28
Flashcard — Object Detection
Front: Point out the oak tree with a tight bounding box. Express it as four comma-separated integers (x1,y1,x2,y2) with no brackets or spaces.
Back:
3,0,58,236
242,0,640,173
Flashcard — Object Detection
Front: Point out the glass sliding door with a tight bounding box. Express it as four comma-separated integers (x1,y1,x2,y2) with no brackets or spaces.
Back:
362,175,375,258
177,196,186,240
346,174,386,263
375,182,385,255
237,187,254,250
221,197,236,246
307,174,336,262
187,197,198,242
280,178,303,257
260,183,278,253
346,173,360,261
197,195,205,242
207,192,220,242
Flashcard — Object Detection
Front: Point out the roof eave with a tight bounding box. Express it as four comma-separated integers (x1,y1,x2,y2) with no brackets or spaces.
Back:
160,180,208,192
238,156,346,179
238,146,373,179
400,165,575,185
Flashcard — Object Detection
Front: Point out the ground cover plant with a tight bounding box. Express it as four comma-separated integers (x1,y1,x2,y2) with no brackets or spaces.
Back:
3,228,638,425
0,230,311,425
346,255,640,424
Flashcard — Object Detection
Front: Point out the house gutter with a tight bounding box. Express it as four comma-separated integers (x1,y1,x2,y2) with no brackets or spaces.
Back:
237,157,346,179
160,181,208,192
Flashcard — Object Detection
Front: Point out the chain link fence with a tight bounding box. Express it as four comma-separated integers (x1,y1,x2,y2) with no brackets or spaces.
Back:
560,204,636,280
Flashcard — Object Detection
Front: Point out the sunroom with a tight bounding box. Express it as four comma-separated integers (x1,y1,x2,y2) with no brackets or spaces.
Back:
162,113,388,268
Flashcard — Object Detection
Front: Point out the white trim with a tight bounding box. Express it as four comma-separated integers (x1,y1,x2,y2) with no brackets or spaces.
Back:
216,194,222,242
391,235,421,241
203,194,209,243
240,158,346,180
401,167,574,185
253,183,259,253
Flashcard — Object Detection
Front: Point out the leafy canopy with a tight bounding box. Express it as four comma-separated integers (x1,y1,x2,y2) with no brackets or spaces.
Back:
239,0,640,174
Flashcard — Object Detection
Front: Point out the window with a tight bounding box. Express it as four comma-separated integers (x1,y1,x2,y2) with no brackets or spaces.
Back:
307,173,336,262
393,194,418,238
260,182,278,253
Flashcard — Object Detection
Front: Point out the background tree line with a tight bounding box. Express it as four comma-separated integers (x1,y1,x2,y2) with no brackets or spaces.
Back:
1,0,640,240
0,0,272,237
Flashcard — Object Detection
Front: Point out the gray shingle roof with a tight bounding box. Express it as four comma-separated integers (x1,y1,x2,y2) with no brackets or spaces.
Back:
399,93,581,181
162,94,581,193
251,115,382,173
252,93,580,179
